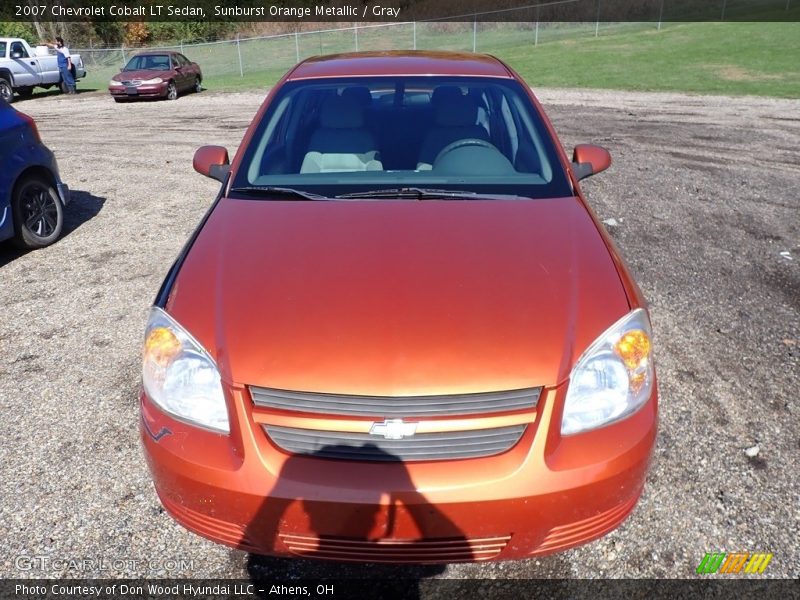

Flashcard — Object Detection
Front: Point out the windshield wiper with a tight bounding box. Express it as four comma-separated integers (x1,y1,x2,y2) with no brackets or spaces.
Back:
229,186,328,201
336,187,481,200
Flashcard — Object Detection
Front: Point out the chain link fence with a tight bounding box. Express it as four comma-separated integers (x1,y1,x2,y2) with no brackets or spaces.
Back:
75,21,662,89
72,0,794,90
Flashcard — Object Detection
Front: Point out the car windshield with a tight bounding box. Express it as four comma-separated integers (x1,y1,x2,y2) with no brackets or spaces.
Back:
123,55,172,71
232,76,572,199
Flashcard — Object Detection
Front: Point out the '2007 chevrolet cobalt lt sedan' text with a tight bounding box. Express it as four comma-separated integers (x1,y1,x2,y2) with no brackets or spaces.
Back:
140,51,657,563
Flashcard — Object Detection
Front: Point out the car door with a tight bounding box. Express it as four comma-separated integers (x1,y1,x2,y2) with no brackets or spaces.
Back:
172,55,190,91
178,54,198,84
8,41,41,87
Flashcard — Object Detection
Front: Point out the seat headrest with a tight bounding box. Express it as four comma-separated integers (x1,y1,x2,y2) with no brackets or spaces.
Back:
433,93,478,128
319,96,366,129
341,86,372,107
431,85,463,107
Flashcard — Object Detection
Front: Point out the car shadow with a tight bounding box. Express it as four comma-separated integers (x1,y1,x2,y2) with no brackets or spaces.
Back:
62,189,105,237
244,444,468,599
0,189,105,268
13,88,100,103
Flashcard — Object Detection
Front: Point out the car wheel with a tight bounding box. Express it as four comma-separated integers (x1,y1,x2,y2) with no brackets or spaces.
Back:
0,78,13,103
11,175,64,249
194,78,202,93
166,81,178,100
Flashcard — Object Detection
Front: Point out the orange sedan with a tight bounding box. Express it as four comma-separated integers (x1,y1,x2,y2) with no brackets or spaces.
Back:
141,52,657,563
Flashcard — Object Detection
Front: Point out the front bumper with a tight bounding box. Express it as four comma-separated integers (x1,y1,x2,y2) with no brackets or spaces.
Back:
141,382,657,563
109,82,168,99
56,182,70,205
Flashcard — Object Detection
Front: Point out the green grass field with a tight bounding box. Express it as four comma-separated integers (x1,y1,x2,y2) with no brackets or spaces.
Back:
78,20,799,99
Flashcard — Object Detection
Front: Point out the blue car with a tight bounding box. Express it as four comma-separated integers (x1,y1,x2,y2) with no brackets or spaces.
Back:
0,97,69,248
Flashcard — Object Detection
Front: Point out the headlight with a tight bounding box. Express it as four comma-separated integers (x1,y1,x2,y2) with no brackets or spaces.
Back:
141,77,163,84
109,79,122,86
142,307,229,433
561,308,654,435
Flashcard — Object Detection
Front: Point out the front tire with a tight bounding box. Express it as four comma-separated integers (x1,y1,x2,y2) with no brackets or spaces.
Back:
166,81,177,100
0,78,14,103
193,78,202,93
11,175,64,249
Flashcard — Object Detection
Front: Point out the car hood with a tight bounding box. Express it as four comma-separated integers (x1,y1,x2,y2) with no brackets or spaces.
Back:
166,197,630,394
114,69,171,81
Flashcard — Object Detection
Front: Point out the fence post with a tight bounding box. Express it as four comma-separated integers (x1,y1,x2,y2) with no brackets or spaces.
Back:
721,0,727,20
595,0,601,37
658,0,664,30
295,32,300,63
180,39,183,54
121,45,126,63
354,24,358,52
236,34,243,77
534,21,539,46
472,17,477,52
413,21,417,50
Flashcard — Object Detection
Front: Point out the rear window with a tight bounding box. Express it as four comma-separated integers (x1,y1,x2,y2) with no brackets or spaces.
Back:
233,76,572,199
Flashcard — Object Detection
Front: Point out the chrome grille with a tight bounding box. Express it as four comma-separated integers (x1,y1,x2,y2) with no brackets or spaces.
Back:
250,387,540,417
263,424,526,461
121,80,142,86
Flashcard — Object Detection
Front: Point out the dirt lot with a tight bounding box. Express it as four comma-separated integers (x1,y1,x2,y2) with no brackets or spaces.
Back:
0,87,797,582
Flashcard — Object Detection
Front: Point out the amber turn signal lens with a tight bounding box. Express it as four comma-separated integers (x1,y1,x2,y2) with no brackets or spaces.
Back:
614,330,650,369
144,327,182,367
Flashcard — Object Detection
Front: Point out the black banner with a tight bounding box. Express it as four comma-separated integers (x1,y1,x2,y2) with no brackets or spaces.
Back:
2,579,799,600
1,0,799,23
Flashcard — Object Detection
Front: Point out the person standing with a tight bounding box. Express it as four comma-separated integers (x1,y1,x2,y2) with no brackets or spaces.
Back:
47,37,76,95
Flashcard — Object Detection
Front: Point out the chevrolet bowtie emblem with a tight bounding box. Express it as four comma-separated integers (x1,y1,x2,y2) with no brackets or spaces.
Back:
369,419,418,440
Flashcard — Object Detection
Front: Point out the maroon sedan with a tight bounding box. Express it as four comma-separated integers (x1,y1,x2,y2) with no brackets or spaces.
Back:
109,51,202,102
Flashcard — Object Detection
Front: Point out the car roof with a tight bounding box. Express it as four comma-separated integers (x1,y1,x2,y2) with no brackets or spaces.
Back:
132,51,179,57
288,51,513,81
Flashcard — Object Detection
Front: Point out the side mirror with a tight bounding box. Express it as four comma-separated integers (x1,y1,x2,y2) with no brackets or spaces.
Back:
193,145,230,182
572,144,612,181
11,51,23,59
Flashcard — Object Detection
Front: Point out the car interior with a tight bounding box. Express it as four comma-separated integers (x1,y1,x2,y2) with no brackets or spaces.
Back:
246,78,556,186
125,54,173,71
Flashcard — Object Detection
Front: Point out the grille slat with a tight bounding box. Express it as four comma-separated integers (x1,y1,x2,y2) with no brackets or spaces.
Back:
264,424,526,461
280,534,511,562
250,386,540,417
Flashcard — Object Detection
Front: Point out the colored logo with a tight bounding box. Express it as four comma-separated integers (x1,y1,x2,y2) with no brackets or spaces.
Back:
696,552,773,574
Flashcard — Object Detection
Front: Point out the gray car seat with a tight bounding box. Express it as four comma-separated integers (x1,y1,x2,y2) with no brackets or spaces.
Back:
416,86,490,170
300,95,382,173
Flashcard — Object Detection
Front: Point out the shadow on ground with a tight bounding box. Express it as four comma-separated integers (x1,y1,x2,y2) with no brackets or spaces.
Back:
13,88,101,103
0,189,105,268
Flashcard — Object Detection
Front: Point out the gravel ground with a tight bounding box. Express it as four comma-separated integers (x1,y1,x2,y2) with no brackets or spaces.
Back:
0,87,797,583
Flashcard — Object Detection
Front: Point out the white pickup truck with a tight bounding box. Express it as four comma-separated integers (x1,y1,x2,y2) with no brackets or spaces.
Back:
0,38,86,103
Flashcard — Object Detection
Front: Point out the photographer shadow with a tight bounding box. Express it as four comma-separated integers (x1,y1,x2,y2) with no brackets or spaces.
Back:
245,443,473,599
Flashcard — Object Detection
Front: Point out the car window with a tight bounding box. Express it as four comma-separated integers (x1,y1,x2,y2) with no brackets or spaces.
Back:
178,54,191,66
124,55,170,71
10,42,29,58
0,42,6,58
234,76,571,200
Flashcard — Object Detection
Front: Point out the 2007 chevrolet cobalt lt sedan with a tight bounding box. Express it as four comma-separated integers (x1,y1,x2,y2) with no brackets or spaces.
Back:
140,51,657,563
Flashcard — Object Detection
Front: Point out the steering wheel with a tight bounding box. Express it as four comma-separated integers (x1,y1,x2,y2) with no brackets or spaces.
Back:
433,138,496,165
